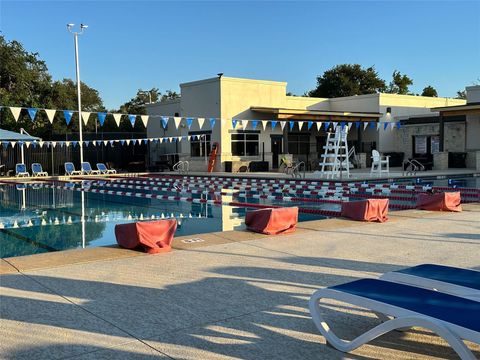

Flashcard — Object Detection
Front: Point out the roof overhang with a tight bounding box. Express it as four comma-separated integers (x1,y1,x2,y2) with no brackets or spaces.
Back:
431,102,480,116
250,106,382,122
0,129,41,141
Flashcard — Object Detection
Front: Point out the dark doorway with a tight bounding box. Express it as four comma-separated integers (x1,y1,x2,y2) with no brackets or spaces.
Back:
271,135,283,169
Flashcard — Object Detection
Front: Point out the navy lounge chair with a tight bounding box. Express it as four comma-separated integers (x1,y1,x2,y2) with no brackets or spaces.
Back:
15,163,29,177
309,279,480,359
32,163,48,177
65,162,82,176
381,264,480,300
81,162,100,175
96,163,116,174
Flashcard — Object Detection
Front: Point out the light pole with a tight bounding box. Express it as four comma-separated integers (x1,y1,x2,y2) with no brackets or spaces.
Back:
67,23,88,165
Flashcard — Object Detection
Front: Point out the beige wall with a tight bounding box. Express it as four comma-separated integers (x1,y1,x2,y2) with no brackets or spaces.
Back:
466,86,480,151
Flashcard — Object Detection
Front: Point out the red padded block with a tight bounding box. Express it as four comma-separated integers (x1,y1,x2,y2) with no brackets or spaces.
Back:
416,192,462,212
115,219,177,254
341,199,389,222
245,207,298,235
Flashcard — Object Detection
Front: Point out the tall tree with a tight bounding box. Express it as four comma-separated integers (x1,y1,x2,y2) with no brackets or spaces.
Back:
308,64,386,98
386,70,413,95
455,90,467,99
421,85,438,97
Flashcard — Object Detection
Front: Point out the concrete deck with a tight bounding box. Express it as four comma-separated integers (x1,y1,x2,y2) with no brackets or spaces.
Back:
1,205,480,359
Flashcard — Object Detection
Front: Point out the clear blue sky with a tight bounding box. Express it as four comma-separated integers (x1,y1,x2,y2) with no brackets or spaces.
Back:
1,1,479,109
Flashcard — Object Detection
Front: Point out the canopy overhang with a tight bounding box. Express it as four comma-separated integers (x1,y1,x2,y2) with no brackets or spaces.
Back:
250,107,382,122
0,129,41,141
431,102,480,116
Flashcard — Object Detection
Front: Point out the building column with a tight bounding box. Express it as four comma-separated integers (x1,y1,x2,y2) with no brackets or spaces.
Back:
283,124,289,153
439,114,445,152
357,123,363,152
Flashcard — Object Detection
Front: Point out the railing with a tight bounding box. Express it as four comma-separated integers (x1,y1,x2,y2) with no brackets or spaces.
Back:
403,159,425,176
173,161,189,174
290,161,306,179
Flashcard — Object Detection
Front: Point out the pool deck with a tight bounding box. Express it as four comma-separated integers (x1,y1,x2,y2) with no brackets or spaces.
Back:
1,204,480,359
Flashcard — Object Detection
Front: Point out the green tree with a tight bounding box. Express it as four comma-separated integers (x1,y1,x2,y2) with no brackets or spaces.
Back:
161,90,180,101
118,88,161,115
386,70,413,95
421,85,438,97
308,64,386,98
455,90,467,99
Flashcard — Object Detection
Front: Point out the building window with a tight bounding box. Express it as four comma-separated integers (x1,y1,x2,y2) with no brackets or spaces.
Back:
414,136,427,154
190,131,211,157
231,131,259,156
288,134,310,155
431,136,440,154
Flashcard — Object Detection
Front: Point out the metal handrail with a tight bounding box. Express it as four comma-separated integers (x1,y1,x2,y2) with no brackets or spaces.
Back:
291,161,305,179
403,159,425,176
173,161,189,174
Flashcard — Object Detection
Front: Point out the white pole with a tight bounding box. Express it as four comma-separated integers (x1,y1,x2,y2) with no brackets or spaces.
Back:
73,33,84,165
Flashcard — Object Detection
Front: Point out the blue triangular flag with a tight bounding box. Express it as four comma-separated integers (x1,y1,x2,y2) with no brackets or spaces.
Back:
109,140,114,146
71,141,78,147
271,121,277,129
2,141,9,148
97,112,106,126
84,141,90,147
59,141,65,147
251,120,258,129
209,118,216,128
27,108,38,121
63,110,74,125
161,116,169,129
186,117,193,129
307,121,313,130
128,114,136,127
232,119,237,129
383,122,389,130
355,121,361,129
339,122,345,129
396,122,401,129
324,121,330,130
370,122,375,129
120,140,125,145
289,121,294,130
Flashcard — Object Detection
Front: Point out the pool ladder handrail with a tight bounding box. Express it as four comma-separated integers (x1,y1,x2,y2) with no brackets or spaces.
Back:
403,159,425,176
173,161,189,174
290,161,306,179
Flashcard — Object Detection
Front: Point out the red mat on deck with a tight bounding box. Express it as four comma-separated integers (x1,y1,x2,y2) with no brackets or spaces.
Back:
416,192,462,212
341,199,389,222
115,219,177,254
245,207,298,235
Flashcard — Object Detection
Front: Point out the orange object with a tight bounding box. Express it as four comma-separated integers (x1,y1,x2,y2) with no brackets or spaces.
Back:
208,142,218,172
416,192,462,212
245,207,298,235
341,199,389,222
115,219,177,254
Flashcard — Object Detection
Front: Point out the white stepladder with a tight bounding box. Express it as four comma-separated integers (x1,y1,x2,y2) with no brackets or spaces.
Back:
319,126,350,179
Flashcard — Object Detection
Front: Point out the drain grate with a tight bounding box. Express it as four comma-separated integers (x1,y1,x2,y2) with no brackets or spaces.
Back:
181,238,205,244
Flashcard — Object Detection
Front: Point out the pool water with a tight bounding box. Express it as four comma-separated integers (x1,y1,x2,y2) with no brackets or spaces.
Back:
1,174,478,258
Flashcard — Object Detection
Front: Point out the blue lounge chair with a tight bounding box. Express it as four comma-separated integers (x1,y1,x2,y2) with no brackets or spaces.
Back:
64,162,82,176
81,162,101,175
309,279,480,359
96,163,116,174
15,163,29,177
31,163,48,177
380,264,480,301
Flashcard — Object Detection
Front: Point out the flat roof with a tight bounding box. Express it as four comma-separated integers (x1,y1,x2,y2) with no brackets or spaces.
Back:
431,102,480,115
250,106,382,121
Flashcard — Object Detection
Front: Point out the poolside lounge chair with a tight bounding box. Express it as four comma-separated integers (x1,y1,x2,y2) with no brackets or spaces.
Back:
380,264,480,301
309,279,480,359
15,163,30,177
64,162,82,176
31,163,48,177
81,162,101,175
97,163,116,174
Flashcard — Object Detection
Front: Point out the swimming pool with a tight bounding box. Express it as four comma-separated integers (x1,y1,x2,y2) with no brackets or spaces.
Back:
1,174,478,258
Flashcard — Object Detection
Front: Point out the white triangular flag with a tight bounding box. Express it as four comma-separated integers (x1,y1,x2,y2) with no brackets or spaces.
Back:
261,120,268,131
187,135,191,141
377,122,381,131
65,141,70,147
316,122,322,131
242,120,249,129
44,109,56,123
332,122,338,130
363,122,369,130
197,117,205,129
103,140,109,146
10,107,22,121
390,122,395,131
280,121,286,130
39,141,44,148
25,142,30,149
51,141,57,148
10,141,16,147
113,113,122,126
125,139,131,146
141,115,149,127
174,117,182,129
81,112,91,125
298,121,304,130
348,122,353,131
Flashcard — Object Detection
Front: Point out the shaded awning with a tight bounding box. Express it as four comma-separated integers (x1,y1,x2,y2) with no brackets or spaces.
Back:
431,102,480,116
0,129,41,141
250,107,382,122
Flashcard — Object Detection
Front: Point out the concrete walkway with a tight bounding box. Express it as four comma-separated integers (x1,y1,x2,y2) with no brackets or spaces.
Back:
1,205,480,359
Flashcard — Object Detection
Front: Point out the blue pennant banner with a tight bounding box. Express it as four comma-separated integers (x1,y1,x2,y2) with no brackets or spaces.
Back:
84,141,90,147
340,122,346,129
161,116,169,129
63,110,74,125
209,118,216,129
271,120,277,129
27,108,37,121
72,141,78,147
289,121,294,130
370,122,376,128
120,140,125,146
109,140,115,146
396,122,401,129
98,112,106,126
307,121,313,130
232,119,237,129
251,120,258,129
128,114,136,127
355,121,361,129
324,121,330,129
383,122,389,130
186,118,193,129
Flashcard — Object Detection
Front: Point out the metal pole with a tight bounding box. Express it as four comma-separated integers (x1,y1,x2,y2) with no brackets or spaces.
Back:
74,33,84,165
